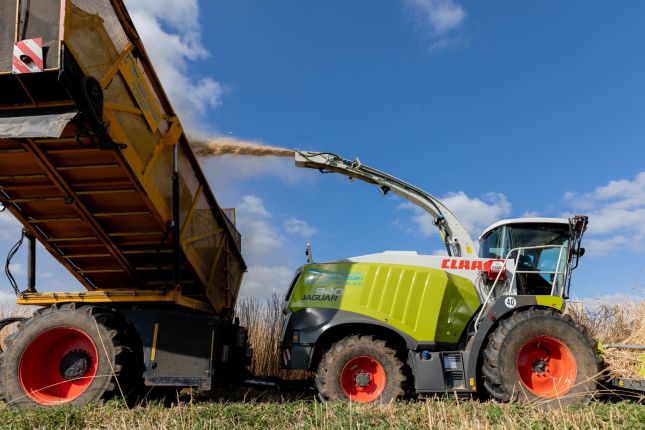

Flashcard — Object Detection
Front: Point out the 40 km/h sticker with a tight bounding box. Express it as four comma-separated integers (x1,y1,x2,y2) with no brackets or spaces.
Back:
504,297,517,308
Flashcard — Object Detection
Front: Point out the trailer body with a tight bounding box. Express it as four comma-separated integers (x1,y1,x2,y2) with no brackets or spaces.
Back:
0,0,250,407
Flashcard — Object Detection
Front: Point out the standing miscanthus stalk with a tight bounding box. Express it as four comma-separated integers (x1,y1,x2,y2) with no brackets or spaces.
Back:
236,293,311,380
568,299,645,379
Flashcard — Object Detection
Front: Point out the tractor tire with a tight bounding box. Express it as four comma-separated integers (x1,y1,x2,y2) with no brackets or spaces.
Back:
0,303,141,409
482,307,601,406
315,335,406,404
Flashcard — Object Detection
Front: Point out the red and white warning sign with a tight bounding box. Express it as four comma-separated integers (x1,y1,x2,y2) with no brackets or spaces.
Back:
12,38,44,74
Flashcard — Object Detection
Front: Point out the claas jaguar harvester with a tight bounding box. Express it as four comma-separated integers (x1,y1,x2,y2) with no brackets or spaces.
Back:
0,0,250,408
280,151,604,405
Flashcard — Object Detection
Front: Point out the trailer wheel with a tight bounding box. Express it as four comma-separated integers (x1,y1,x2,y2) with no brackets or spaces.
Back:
315,335,406,404
482,307,601,406
0,304,140,409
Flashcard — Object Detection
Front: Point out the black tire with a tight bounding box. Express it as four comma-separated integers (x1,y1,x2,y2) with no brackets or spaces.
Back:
315,335,406,404
482,307,601,406
0,303,141,409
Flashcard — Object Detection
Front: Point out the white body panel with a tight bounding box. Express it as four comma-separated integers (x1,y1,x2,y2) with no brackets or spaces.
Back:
346,250,507,283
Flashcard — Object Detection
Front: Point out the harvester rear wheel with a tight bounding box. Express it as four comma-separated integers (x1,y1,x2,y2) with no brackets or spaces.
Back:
482,307,601,406
315,335,406,404
0,303,140,409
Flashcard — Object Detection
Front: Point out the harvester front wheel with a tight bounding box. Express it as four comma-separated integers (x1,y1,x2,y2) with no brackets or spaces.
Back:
0,303,140,409
482,307,601,406
315,335,406,404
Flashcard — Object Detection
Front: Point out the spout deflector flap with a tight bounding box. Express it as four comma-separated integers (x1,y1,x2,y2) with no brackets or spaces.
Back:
0,111,77,138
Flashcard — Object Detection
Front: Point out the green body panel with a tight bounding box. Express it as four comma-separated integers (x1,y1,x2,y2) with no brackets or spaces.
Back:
535,295,564,311
287,262,481,344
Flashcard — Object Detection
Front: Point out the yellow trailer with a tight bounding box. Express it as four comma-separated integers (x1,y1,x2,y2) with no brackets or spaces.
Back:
0,0,250,407
0,0,245,314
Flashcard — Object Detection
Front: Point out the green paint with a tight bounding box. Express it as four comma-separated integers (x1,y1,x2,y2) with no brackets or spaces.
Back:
287,262,481,343
534,295,564,311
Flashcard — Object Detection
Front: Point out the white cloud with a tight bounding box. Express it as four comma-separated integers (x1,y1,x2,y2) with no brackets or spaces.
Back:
563,191,576,201
239,265,295,298
402,0,466,50
238,195,271,218
124,0,223,129
565,172,645,255
241,219,283,254
236,195,283,255
284,217,318,237
0,211,21,240
400,191,511,239
7,263,25,277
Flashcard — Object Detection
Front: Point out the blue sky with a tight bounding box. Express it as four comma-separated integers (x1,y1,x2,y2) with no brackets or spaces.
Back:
2,0,645,304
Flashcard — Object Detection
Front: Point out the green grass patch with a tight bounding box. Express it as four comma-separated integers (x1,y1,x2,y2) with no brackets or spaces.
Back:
0,399,643,430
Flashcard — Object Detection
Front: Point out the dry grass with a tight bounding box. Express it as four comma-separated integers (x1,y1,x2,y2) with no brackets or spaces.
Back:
0,304,31,352
0,300,642,428
0,398,643,430
568,300,645,379
236,294,311,380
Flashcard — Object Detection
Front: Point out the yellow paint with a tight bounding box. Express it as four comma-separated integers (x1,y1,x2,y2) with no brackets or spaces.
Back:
534,296,564,311
103,109,170,222
118,53,163,132
160,117,183,146
151,323,159,361
16,288,213,313
465,245,473,255
143,117,182,176
104,102,142,116
180,185,204,238
100,42,134,88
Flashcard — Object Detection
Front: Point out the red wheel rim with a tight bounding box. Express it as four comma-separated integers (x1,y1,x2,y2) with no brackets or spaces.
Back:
19,327,99,405
516,335,576,398
339,355,386,402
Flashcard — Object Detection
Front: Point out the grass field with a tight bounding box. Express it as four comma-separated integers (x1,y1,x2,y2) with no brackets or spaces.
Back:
0,299,643,428
0,398,643,430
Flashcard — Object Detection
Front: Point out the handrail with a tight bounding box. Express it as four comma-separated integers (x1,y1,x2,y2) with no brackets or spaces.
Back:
474,244,568,330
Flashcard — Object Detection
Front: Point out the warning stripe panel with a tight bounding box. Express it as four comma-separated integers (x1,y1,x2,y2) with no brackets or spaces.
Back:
12,38,43,74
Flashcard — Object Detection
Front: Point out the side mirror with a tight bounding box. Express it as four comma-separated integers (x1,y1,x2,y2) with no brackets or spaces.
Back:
305,242,314,264
572,247,585,257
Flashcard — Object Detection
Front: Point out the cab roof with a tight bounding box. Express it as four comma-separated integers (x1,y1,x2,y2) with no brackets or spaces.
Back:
479,218,569,240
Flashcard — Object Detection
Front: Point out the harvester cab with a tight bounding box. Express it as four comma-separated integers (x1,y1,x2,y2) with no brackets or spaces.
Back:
476,215,587,300
280,151,603,405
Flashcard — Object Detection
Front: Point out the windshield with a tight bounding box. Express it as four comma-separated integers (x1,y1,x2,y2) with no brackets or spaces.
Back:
480,223,570,295
479,224,569,259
